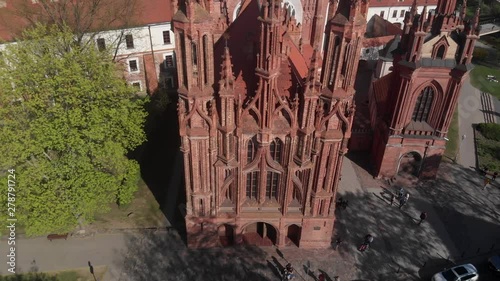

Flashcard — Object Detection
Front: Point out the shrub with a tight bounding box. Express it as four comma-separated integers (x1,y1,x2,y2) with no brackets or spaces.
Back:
477,123,500,141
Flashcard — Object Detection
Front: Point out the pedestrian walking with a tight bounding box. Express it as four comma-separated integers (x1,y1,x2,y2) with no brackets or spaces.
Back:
334,237,343,250
359,234,373,252
418,211,427,225
398,187,404,199
483,178,491,190
399,193,409,209
493,172,498,181
390,194,395,206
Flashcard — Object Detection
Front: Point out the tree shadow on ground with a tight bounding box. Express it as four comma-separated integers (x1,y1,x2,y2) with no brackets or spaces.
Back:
132,93,187,242
115,230,273,281
333,160,500,280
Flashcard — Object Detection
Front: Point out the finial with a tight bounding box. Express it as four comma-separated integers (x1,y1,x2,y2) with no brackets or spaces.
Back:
223,32,230,48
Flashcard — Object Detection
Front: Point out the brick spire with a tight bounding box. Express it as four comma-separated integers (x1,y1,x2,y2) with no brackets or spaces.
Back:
219,36,235,91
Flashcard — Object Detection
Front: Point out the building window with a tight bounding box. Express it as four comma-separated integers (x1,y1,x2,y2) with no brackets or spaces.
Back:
96,38,106,51
246,171,259,199
128,59,139,72
412,86,434,122
436,45,446,59
164,55,174,68
163,31,171,44
131,81,141,91
247,137,257,163
270,138,283,163
192,42,198,68
164,77,175,89
266,172,279,200
392,10,398,18
380,11,385,18
400,10,405,17
125,34,134,49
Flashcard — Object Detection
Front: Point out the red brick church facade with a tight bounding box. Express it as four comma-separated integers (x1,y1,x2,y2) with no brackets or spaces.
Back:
173,0,478,247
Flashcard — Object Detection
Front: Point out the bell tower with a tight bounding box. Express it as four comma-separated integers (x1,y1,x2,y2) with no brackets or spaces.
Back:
371,0,480,179
173,0,219,243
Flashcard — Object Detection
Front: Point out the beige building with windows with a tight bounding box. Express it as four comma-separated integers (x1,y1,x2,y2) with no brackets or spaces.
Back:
0,0,176,96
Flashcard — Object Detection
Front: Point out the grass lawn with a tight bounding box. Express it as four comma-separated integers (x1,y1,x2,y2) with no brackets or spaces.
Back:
469,65,500,99
443,110,459,162
475,129,500,172
0,266,107,281
91,178,167,231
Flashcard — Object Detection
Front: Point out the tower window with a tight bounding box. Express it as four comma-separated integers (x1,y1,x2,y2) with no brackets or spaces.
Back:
266,172,280,200
400,10,405,17
270,138,283,163
125,34,134,49
392,10,398,18
380,11,385,18
436,45,446,59
246,171,259,199
412,86,434,122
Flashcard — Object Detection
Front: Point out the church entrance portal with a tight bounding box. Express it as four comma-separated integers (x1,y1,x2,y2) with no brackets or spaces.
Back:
398,152,422,177
242,222,277,246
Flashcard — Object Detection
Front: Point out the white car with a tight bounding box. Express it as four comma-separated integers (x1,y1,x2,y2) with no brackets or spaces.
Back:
431,264,478,281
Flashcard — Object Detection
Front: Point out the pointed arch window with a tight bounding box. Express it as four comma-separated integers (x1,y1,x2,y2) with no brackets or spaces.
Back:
247,137,257,163
203,35,209,85
435,45,446,59
266,172,280,200
225,169,235,202
191,42,198,69
412,86,434,122
246,171,259,199
270,138,283,163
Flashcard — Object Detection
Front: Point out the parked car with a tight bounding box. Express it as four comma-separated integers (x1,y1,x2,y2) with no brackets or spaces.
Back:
488,255,500,274
431,264,478,281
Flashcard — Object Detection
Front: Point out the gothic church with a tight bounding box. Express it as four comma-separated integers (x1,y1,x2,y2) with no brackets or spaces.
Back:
172,0,479,247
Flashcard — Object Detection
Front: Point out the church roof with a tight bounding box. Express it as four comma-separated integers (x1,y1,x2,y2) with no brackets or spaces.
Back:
330,13,349,25
379,35,401,60
213,0,310,101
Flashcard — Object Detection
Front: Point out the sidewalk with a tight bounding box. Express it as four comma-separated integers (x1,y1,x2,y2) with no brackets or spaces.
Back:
0,233,128,277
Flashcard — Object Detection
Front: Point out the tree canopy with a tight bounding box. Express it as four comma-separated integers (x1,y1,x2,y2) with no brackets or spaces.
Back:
0,24,148,236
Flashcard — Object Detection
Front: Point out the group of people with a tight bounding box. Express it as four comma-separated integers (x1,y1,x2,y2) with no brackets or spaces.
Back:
389,187,410,209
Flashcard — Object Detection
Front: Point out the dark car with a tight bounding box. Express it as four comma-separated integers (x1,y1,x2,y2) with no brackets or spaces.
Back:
488,255,500,274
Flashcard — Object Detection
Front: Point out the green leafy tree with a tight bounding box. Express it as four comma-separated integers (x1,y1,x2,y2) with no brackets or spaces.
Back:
0,24,147,235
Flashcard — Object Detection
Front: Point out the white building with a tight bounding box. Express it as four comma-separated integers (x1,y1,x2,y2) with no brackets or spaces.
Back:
367,0,438,27
0,0,176,96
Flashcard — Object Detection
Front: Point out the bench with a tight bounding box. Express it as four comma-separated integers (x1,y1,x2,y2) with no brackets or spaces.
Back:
47,233,68,241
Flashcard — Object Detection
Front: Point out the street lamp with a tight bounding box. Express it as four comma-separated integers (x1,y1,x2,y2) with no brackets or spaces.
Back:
454,134,466,163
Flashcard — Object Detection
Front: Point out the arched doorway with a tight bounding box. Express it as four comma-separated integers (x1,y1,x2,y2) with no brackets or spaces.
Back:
286,224,301,247
398,152,422,177
218,224,234,247
242,222,277,246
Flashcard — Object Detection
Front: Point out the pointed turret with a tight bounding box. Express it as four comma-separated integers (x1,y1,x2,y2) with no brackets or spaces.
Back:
305,48,322,91
219,46,235,91
418,5,428,31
